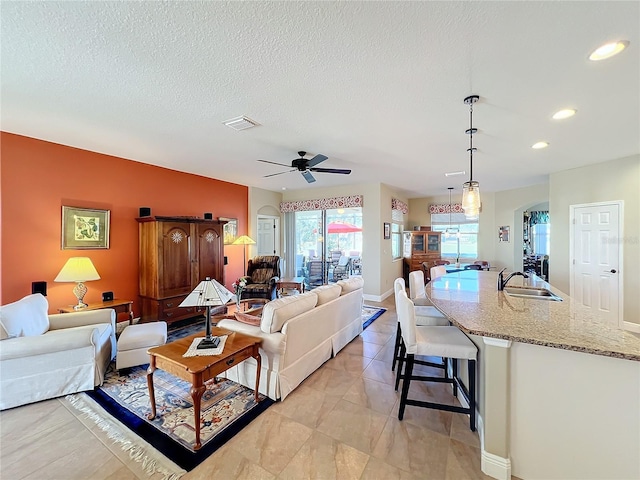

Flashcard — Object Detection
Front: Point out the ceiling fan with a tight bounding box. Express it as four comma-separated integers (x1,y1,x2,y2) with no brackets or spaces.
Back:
258,151,351,184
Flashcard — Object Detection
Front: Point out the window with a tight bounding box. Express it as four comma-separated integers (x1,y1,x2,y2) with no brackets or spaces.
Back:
391,209,404,260
431,212,478,259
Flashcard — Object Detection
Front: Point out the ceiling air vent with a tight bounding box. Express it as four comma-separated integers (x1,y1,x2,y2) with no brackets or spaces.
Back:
223,116,260,131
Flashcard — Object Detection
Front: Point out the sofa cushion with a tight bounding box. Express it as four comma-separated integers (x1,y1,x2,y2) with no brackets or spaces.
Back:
0,294,49,339
251,268,275,284
337,277,364,295
313,284,341,305
260,292,318,334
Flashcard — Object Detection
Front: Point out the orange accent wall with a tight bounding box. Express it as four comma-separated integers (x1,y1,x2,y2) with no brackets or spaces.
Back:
1,132,248,314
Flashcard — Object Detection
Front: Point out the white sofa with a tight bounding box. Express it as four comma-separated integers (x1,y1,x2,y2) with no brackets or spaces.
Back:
0,294,116,410
218,277,364,400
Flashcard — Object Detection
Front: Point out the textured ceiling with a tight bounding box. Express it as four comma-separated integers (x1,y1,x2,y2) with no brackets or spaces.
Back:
2,1,638,198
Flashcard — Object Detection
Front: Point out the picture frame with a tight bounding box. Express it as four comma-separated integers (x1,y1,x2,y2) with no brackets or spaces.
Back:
383,222,391,240
499,225,510,243
62,206,110,250
220,217,238,245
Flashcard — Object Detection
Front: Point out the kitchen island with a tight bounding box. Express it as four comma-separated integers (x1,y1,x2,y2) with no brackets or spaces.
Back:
426,270,640,480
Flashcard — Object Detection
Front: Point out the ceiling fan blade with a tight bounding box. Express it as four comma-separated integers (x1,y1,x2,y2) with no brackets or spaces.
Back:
301,170,317,183
307,154,328,168
309,167,352,175
258,159,291,167
263,169,296,178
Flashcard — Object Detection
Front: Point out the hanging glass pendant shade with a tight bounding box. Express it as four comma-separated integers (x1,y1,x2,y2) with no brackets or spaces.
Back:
462,95,481,218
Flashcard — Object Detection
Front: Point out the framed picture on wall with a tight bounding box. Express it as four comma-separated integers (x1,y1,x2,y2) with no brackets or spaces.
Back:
384,222,391,239
62,206,110,249
499,225,510,243
220,218,238,245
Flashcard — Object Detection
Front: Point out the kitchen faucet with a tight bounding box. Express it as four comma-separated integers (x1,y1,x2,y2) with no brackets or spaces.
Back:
497,268,529,291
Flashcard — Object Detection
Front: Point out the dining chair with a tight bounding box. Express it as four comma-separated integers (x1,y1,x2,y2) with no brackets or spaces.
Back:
430,265,447,280
395,288,478,431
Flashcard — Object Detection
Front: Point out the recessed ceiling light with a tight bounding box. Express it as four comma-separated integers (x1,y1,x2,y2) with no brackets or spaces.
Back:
589,40,629,61
444,170,466,177
552,109,576,120
532,141,549,149
281,187,286,190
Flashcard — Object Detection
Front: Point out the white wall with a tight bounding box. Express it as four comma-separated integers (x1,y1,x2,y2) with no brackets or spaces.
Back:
549,154,640,323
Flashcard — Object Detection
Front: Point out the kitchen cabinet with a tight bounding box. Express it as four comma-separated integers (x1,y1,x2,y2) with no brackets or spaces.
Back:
137,216,226,323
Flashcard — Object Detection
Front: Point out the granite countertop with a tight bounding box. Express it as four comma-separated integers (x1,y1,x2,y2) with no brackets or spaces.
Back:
425,270,640,361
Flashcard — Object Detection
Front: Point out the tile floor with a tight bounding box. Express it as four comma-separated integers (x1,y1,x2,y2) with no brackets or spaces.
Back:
0,295,493,480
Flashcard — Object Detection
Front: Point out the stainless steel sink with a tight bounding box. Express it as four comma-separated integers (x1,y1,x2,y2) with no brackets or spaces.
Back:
504,286,563,301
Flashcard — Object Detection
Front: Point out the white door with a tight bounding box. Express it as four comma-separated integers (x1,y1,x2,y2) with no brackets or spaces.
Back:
257,216,279,256
571,202,622,325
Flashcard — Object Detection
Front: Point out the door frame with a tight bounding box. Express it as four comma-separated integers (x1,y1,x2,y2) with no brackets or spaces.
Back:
569,200,624,327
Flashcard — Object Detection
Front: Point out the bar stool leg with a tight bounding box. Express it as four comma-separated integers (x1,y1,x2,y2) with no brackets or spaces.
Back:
395,341,406,391
469,359,476,431
398,354,415,420
452,358,459,397
392,323,402,371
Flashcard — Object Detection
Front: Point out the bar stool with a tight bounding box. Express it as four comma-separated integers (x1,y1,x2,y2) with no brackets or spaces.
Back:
392,278,449,372
395,289,478,431
408,270,445,313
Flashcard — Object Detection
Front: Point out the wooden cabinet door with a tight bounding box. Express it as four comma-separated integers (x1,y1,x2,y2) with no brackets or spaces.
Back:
159,222,192,298
195,222,224,284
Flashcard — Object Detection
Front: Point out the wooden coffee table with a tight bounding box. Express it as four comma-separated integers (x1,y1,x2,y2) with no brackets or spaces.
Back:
146,326,262,450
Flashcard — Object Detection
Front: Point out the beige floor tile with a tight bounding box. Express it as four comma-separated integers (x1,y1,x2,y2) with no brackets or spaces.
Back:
362,358,400,386
302,364,359,397
278,431,369,480
316,399,388,454
94,465,140,480
392,398,453,437
445,439,492,480
269,384,342,429
324,351,374,374
364,321,396,336
341,338,385,359
183,444,275,480
0,399,74,446
342,377,400,416
372,416,449,478
230,409,313,475
360,456,422,480
359,329,394,346
373,340,397,364
449,411,481,448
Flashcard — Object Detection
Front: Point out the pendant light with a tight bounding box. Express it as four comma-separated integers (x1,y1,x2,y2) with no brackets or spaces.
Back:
462,95,481,218
445,187,459,236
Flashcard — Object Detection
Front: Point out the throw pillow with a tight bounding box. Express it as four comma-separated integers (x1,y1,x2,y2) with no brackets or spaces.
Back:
0,294,50,338
234,312,261,326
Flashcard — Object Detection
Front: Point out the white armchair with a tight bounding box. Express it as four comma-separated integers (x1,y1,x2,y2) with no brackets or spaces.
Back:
0,294,116,410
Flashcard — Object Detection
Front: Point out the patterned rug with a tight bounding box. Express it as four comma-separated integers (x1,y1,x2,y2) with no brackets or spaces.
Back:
362,304,387,329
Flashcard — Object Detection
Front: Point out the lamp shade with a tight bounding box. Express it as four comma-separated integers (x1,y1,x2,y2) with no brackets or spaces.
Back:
462,180,481,218
54,257,101,282
179,278,234,307
232,235,256,246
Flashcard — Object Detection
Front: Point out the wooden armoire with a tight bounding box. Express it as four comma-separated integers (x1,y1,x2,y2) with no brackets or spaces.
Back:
402,229,442,283
137,216,226,324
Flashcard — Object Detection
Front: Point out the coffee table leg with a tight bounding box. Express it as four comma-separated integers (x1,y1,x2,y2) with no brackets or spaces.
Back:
190,381,206,450
146,356,157,420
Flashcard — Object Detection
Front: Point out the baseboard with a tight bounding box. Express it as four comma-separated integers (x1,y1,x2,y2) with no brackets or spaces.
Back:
481,449,512,480
363,288,393,303
623,321,640,333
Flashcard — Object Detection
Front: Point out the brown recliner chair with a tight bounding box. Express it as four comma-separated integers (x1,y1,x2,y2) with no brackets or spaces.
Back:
241,255,281,300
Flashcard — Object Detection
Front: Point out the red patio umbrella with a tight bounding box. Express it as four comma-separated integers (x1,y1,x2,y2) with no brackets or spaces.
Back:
327,221,362,233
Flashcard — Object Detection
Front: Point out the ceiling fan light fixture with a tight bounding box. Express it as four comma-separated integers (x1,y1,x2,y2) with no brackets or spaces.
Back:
462,95,481,219
589,40,629,61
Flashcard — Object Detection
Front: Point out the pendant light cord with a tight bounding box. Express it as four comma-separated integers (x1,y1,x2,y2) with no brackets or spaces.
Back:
469,103,474,182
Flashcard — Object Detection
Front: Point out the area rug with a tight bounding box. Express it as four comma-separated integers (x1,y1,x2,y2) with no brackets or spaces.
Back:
74,361,273,474
362,304,387,329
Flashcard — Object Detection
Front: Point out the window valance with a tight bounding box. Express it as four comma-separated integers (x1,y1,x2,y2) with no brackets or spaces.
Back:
429,203,464,214
392,198,408,214
280,195,363,213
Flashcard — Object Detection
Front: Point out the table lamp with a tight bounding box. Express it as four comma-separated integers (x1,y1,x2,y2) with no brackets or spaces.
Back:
232,235,256,275
54,257,101,310
179,277,234,349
